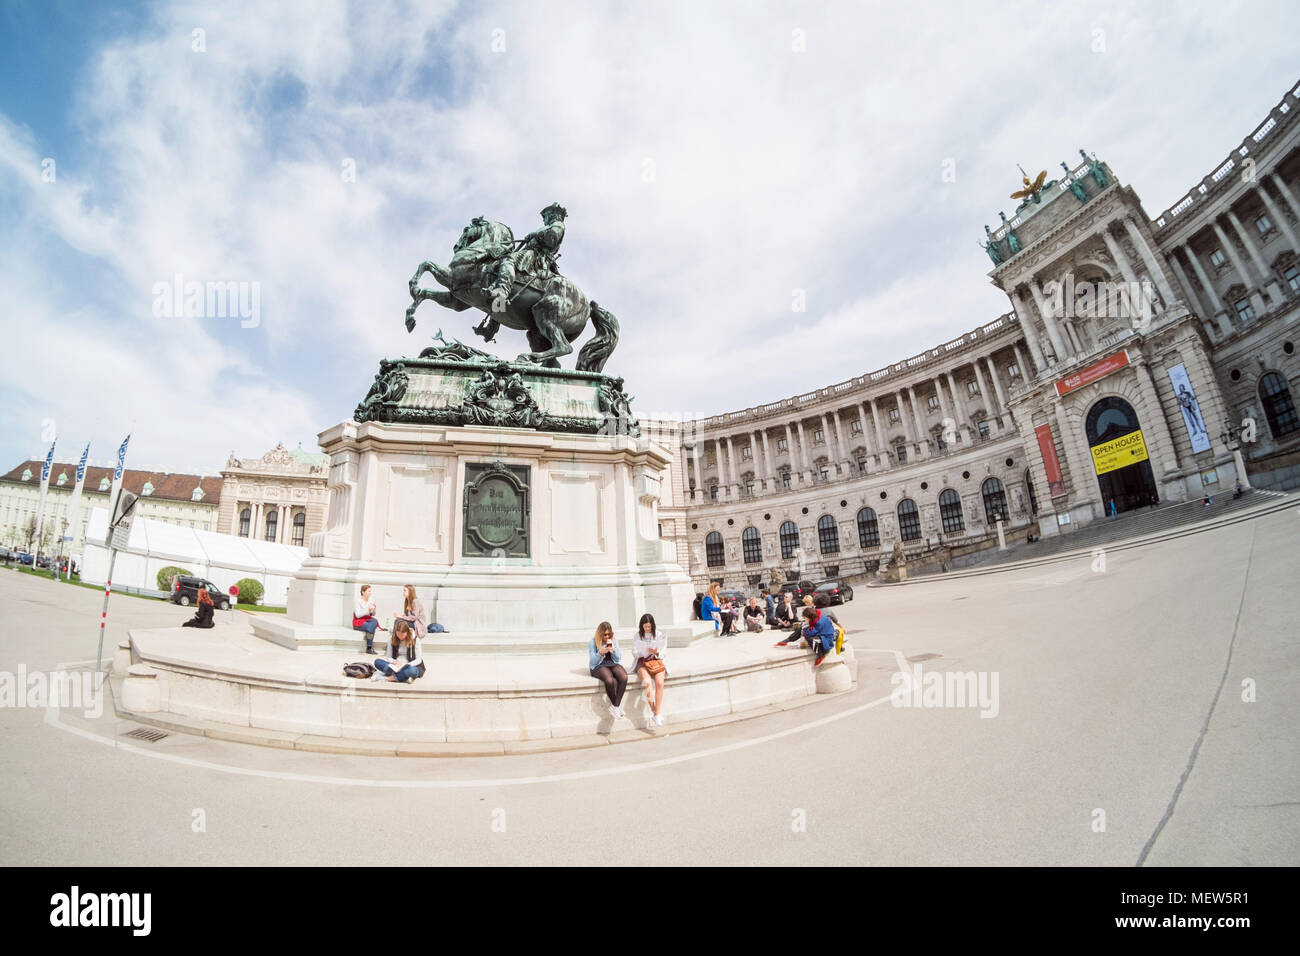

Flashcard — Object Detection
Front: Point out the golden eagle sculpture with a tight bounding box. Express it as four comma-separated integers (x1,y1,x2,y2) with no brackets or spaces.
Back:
1011,165,1048,201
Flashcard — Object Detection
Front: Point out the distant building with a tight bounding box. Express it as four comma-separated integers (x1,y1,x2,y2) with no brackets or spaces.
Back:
218,442,328,546
0,461,221,556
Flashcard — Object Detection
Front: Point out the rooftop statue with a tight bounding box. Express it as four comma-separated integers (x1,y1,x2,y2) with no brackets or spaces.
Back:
404,204,620,372
981,224,1005,265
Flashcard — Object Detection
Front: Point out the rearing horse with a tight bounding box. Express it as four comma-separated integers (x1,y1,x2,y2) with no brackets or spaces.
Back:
404,218,619,371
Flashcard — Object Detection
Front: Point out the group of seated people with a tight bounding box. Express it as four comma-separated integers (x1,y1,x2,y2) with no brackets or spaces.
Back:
695,582,842,666
588,614,669,726
350,583,442,683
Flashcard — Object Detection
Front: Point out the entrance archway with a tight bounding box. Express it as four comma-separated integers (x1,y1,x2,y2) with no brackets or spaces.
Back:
1085,397,1158,514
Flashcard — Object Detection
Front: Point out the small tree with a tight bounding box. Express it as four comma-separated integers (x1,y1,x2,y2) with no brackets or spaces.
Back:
234,577,264,605
156,566,193,592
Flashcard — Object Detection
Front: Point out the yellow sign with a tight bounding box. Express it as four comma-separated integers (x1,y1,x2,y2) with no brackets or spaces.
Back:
1091,430,1149,476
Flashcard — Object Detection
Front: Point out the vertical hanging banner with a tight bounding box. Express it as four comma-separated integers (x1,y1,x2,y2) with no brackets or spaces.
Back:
1168,363,1211,454
62,441,91,539
1035,424,1065,497
108,433,131,521
33,440,56,551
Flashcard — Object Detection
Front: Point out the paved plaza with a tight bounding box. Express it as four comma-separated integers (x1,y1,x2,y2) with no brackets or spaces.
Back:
1,507,1295,866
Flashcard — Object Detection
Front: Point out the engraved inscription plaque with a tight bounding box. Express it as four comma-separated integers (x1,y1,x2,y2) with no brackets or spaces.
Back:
462,462,530,558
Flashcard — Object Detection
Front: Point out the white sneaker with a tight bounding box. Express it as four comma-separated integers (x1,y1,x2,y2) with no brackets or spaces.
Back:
608,703,620,718
369,672,386,682
615,705,626,719
653,713,664,727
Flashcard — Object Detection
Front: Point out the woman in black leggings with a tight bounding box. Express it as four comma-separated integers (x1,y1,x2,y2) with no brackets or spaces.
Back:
588,621,628,719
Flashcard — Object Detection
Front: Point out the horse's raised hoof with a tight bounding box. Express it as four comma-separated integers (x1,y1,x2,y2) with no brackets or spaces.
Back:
404,311,416,333
515,354,537,365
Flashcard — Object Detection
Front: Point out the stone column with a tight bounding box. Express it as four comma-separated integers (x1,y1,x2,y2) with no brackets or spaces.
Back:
689,444,702,500
1009,289,1046,371
1013,342,1031,385
1226,209,1280,306
985,356,1008,415
784,423,796,482
1100,225,1149,322
1122,217,1178,309
251,502,262,539
945,370,972,442
1166,250,1207,322
280,504,290,543
1133,358,1183,478
833,410,851,466
972,361,993,431
1269,172,1300,225
724,436,739,493
1211,219,1265,317
856,404,871,460
894,391,914,444
1257,182,1299,255
906,385,928,457
795,420,812,482
760,429,775,488
1054,401,1093,511
1183,244,1232,337
869,399,888,468
1029,279,1070,361
819,413,834,472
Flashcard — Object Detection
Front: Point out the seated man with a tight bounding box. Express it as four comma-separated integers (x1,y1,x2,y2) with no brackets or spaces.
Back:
351,584,386,655
799,606,837,667
763,589,777,626
743,597,766,632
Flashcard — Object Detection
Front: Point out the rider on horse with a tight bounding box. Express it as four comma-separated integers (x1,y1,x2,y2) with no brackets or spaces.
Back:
484,203,567,307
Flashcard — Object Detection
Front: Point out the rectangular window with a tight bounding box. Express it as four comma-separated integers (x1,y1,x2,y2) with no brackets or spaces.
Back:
967,380,979,396
851,420,862,434
888,408,901,423
710,486,719,500
1256,214,1273,234
1209,248,1226,267
1235,298,1255,322
857,457,867,473
1008,362,1020,378
781,472,791,488
746,482,755,495
742,446,752,459
1286,265,1299,293
977,420,991,438
926,395,939,411
814,429,824,443
819,468,829,481
896,445,908,463
777,437,788,451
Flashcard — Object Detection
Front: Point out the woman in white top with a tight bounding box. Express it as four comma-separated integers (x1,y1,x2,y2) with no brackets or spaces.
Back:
373,619,425,682
632,612,668,726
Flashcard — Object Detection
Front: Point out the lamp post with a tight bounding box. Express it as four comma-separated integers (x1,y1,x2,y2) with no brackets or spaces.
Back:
1218,418,1251,491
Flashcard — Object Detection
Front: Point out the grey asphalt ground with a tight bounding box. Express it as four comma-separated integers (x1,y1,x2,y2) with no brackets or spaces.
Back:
1,508,1296,866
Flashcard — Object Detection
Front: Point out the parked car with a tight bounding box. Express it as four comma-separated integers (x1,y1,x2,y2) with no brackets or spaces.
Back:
814,581,854,605
169,574,231,611
778,580,817,601
719,588,746,606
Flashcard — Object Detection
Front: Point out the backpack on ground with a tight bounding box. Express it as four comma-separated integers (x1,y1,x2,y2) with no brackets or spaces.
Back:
343,662,375,679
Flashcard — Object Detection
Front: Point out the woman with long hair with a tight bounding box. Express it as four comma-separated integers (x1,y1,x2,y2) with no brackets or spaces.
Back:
632,612,667,726
182,587,215,629
393,584,426,638
588,621,627,719
373,619,425,682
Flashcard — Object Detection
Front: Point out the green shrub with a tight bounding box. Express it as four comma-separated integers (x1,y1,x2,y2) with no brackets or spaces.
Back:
156,565,193,592
234,577,264,605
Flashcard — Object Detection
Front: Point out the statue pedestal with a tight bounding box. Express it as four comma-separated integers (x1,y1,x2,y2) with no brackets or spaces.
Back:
270,417,709,649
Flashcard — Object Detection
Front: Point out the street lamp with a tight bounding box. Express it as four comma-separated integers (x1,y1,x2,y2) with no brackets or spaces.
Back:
1218,418,1252,492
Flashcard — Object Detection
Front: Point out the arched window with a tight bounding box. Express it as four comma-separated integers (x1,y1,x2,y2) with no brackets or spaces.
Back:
939,489,964,534
1025,469,1039,515
857,507,879,548
741,526,762,564
897,499,921,541
265,509,278,542
292,512,306,547
238,508,250,538
705,531,724,567
982,477,1008,524
817,514,839,554
1259,371,1299,439
779,521,800,559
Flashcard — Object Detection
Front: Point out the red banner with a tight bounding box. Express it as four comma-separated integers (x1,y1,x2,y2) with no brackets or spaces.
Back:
1055,349,1130,396
1036,424,1065,497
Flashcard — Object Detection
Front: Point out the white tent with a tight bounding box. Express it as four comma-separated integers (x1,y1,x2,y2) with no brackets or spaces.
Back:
81,508,306,605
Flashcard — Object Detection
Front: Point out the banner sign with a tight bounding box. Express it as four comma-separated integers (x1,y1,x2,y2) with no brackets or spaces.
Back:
1035,424,1065,497
1168,363,1211,454
1055,349,1130,397
1091,429,1149,476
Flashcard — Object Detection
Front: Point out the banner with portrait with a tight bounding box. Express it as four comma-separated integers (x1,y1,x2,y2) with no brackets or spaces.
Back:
1168,364,1211,454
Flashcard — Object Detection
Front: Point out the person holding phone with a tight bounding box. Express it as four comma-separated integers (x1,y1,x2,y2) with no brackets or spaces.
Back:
588,621,627,719
632,612,668,726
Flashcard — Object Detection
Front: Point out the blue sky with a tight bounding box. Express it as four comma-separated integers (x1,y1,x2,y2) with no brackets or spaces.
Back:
1,0,1298,476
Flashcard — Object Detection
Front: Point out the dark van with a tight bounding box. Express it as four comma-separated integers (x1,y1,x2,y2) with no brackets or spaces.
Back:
170,574,231,610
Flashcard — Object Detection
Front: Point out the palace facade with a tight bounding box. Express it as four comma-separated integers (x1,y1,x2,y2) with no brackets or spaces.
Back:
661,79,1300,591
216,442,329,546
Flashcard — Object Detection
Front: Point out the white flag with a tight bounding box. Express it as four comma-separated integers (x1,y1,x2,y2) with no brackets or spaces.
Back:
62,441,91,539
108,433,130,522
32,440,56,552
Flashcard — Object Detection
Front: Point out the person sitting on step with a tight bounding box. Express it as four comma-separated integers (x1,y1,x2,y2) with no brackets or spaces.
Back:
372,619,425,683
182,588,215,629
743,597,766,632
351,583,386,654
800,606,836,667
589,621,628,719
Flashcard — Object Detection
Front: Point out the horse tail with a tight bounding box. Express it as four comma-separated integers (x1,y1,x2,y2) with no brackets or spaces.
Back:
576,301,619,373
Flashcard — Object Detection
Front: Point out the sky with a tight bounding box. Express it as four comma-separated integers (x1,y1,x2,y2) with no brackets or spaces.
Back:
1,0,1297,475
